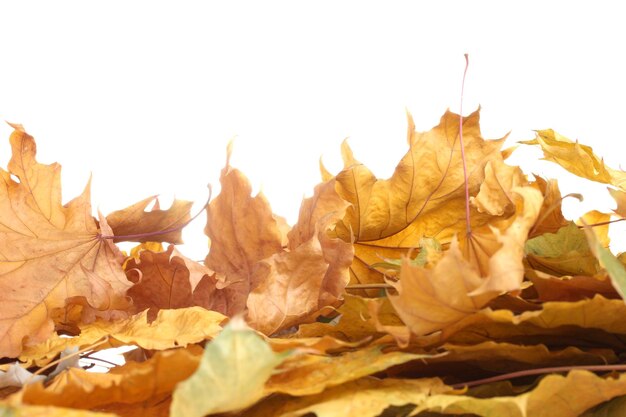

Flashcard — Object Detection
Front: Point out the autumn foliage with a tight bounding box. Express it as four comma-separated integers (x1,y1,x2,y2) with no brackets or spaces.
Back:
2,110,626,416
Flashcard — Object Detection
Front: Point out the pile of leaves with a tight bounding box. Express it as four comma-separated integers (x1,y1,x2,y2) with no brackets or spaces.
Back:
2,109,626,416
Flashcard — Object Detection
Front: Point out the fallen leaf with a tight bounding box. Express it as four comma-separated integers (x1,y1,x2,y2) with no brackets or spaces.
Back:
393,341,616,382
584,226,626,301
0,124,132,357
525,222,600,277
294,293,403,344
416,370,626,417
18,307,225,367
609,188,626,219
581,394,626,416
471,159,527,216
0,404,117,417
266,345,430,397
245,377,453,417
246,181,353,334
528,175,571,237
125,245,215,320
204,153,283,314
521,129,626,189
106,196,193,244
436,294,626,349
170,317,291,417
16,347,201,410
0,364,45,388
524,268,619,302
389,239,489,336
327,109,508,287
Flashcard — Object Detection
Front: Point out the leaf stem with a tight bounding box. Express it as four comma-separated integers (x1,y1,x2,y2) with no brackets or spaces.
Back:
459,53,471,237
99,184,213,241
27,336,109,383
451,364,626,389
344,283,394,290
577,218,626,228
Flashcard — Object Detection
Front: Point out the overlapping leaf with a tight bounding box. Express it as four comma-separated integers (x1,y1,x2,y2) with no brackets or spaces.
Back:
388,187,542,336
0,125,132,357
106,196,193,244
522,129,626,189
325,109,511,286
16,307,224,367
247,179,353,335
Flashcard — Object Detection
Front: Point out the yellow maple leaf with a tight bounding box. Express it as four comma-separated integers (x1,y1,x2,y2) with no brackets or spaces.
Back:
521,129,626,189
326,109,512,286
18,307,225,367
389,187,542,336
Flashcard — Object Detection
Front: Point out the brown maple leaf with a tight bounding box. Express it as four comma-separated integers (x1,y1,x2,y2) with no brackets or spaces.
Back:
106,196,193,244
203,152,284,315
0,124,132,357
246,181,354,334
126,245,207,320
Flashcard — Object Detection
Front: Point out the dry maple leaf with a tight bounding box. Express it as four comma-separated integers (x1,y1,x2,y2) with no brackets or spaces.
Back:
528,175,571,238
204,151,284,315
204,151,353,333
246,180,353,335
125,244,220,320
105,196,193,244
16,346,202,410
0,124,132,357
326,109,511,287
389,187,542,336
521,129,626,189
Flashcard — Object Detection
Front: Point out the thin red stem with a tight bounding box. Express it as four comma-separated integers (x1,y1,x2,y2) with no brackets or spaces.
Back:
459,53,471,237
577,218,626,228
451,364,626,389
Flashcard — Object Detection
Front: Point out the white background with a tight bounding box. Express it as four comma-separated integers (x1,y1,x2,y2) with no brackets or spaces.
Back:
1,1,626,259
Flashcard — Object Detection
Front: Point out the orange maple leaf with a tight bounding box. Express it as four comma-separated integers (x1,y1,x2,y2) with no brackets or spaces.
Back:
0,124,132,357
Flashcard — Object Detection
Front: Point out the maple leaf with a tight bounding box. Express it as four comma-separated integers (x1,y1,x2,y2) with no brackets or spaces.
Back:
414,370,626,417
388,187,542,336
204,152,284,315
295,293,406,345
265,345,430,397
525,222,601,277
584,225,626,301
170,317,291,417
435,294,626,348
524,268,619,302
125,244,219,320
105,196,193,244
16,346,202,411
246,179,353,335
0,125,132,357
608,187,626,219
521,129,626,189
326,109,511,287
18,307,224,368
528,175,571,237
245,377,454,417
